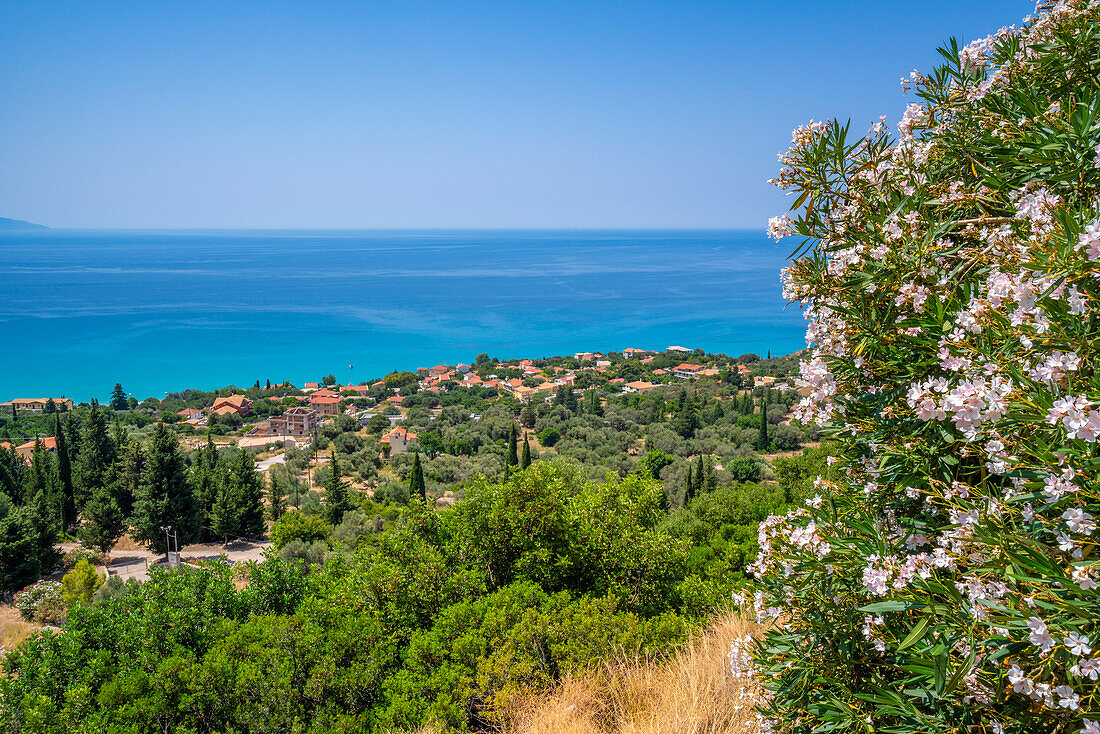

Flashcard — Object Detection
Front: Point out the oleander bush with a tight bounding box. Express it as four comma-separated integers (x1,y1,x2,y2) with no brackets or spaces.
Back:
13,581,64,625
753,2,1100,732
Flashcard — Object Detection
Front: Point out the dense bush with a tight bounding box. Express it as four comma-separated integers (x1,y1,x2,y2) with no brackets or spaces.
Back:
753,4,1100,732
13,581,65,625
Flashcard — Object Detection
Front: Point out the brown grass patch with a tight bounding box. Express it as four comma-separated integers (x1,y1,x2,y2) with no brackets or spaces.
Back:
0,605,41,653
502,613,765,734
110,534,147,552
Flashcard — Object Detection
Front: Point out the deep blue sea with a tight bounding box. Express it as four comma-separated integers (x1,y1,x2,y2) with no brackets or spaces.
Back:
0,229,805,402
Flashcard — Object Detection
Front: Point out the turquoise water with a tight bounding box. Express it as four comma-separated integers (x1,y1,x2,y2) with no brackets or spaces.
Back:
0,229,805,402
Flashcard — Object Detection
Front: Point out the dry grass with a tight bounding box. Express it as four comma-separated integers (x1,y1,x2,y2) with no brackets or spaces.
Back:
110,533,147,552
502,613,765,734
0,605,41,653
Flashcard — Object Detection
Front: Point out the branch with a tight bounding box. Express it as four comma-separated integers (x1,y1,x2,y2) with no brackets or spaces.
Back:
954,216,1015,226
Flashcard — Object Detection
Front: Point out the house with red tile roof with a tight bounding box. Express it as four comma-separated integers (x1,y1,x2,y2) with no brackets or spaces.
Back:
382,426,417,455
673,363,704,379
2,398,75,413
309,394,341,416
212,394,252,416
15,436,56,460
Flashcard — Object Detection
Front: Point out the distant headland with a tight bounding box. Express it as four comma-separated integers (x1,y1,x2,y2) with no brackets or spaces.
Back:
0,217,48,231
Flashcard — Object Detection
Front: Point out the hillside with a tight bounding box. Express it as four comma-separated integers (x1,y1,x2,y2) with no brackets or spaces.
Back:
0,217,48,231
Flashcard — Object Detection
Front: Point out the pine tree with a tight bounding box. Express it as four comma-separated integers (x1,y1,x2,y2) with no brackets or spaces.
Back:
692,456,705,498
231,450,265,539
0,507,42,592
323,450,352,525
0,444,24,503
520,433,531,470
130,423,199,553
209,480,239,542
506,423,519,468
190,434,221,535
555,385,577,413
409,451,426,502
74,401,114,511
267,471,285,523
52,414,76,530
79,484,125,554
110,383,128,412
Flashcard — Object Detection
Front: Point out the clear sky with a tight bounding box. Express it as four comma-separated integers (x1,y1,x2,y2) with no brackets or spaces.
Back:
0,1,1034,229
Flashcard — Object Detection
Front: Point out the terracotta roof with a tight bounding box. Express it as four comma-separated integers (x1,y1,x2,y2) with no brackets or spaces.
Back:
310,396,340,404
17,437,57,451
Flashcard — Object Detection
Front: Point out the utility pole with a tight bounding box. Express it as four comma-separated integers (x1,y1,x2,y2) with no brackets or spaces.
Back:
160,525,177,566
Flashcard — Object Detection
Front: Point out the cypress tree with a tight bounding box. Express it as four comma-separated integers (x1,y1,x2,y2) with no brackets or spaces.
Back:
323,450,352,525
79,483,125,554
520,433,531,470
267,470,285,523
684,463,695,506
231,450,266,539
131,422,199,553
506,423,519,468
757,391,770,452
52,415,75,530
111,439,144,518
24,439,61,531
64,413,80,468
692,455,705,498
674,391,698,439
409,451,426,502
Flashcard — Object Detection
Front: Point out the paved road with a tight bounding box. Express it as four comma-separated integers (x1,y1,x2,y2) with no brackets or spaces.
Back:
105,540,272,583
256,454,286,471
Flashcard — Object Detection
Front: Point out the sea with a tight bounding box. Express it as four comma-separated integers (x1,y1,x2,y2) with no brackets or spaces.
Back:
0,229,806,403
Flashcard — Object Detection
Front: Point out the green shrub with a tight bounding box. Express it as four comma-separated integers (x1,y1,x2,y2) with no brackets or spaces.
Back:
61,558,104,606
269,511,331,550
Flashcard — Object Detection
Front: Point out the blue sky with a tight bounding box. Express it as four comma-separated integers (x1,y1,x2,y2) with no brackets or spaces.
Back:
0,1,1033,229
